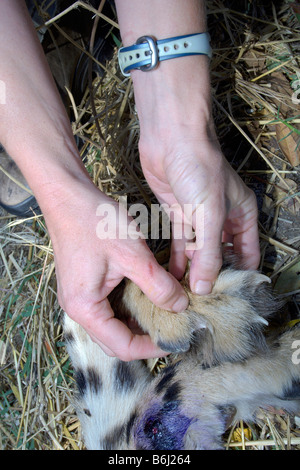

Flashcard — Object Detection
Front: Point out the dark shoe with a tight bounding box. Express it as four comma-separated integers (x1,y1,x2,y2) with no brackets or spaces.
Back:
0,147,40,217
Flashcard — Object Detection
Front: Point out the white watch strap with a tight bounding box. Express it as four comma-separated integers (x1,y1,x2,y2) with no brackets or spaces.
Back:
118,33,212,76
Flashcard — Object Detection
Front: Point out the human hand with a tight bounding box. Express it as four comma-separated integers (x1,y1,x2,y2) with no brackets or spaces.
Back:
140,137,260,294
43,176,189,361
131,58,260,293
0,0,193,362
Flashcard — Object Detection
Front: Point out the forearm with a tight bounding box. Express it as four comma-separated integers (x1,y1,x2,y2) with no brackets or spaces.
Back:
115,0,214,146
115,0,207,46
0,0,92,214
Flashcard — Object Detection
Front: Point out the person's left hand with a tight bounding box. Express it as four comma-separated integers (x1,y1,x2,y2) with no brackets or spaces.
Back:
130,58,260,293
139,135,260,294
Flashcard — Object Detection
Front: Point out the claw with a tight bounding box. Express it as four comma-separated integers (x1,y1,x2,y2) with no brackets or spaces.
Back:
191,313,214,335
257,317,269,326
257,274,272,284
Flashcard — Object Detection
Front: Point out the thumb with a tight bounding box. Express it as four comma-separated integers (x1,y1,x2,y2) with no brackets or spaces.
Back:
127,253,189,313
73,297,168,361
188,205,224,295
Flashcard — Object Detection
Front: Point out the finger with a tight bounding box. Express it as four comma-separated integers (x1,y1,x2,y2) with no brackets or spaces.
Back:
88,332,116,357
169,236,188,280
88,329,168,361
78,298,169,361
222,231,233,244
126,253,189,313
233,222,260,270
224,190,260,269
167,206,189,280
188,204,224,295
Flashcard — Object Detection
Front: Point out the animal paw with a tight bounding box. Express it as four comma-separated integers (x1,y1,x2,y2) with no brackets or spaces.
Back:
120,281,204,353
186,268,277,363
118,268,277,359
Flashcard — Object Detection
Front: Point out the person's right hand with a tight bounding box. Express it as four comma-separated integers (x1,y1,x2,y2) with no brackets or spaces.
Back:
44,176,189,361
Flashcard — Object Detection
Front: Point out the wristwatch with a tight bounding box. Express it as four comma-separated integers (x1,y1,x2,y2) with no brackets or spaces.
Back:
118,33,212,76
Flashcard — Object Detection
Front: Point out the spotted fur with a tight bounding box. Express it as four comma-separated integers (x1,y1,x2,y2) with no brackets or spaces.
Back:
64,265,300,450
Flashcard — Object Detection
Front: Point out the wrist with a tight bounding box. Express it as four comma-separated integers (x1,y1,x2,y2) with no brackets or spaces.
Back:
132,55,216,158
33,160,112,249
115,0,213,150
5,138,107,228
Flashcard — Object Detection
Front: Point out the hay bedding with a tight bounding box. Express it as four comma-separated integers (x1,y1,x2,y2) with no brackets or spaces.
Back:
0,0,300,450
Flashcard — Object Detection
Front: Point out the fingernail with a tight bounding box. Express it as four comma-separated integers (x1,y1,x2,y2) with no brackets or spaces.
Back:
171,295,189,313
194,280,212,295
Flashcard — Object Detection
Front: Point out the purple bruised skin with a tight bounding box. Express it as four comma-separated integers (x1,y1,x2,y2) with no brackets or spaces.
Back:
134,399,193,450
64,264,300,450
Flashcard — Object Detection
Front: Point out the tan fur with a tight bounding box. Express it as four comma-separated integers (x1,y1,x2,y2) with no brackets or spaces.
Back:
64,265,300,450
119,267,273,363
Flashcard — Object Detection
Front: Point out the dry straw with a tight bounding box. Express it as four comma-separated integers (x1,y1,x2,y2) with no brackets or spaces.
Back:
0,0,299,450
